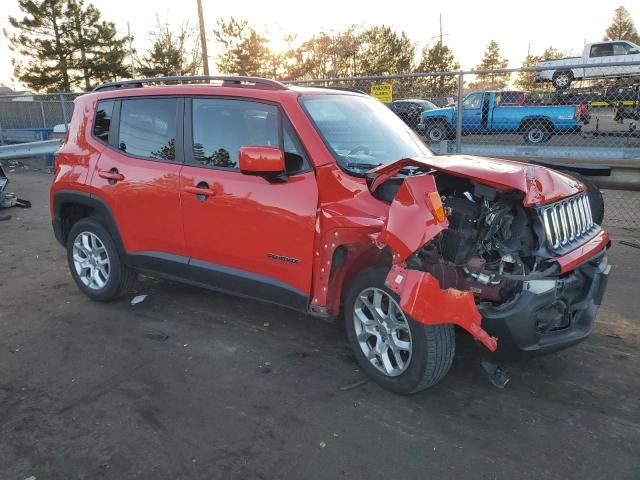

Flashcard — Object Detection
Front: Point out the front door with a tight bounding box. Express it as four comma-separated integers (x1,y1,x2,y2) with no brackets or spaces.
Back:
179,97,318,309
89,97,187,258
461,92,484,133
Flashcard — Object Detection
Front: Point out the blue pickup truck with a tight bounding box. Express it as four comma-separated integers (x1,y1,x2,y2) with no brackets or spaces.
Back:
419,91,583,144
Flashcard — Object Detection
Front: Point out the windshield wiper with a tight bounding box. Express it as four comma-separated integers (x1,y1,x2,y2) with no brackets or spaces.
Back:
345,162,382,170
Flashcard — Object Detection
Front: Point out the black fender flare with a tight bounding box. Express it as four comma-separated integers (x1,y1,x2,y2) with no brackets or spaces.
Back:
52,190,125,255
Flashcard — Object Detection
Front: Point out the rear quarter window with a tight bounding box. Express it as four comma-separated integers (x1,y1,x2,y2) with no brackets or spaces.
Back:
93,100,114,143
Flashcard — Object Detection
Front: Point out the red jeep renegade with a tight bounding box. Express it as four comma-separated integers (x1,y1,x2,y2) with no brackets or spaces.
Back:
51,76,610,393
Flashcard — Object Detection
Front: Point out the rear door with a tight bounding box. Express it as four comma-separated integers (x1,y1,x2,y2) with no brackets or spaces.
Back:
179,97,318,308
89,96,187,258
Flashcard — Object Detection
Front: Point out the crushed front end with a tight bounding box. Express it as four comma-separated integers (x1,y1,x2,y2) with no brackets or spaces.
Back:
368,158,611,362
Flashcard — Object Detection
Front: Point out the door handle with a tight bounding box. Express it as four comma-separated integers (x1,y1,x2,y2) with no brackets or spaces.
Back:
98,168,125,184
184,182,215,200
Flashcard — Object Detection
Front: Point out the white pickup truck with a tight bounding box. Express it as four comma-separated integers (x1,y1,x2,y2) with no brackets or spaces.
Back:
535,40,640,90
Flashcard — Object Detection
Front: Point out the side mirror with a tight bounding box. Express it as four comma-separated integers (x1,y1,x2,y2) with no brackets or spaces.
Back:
239,146,285,176
630,48,640,54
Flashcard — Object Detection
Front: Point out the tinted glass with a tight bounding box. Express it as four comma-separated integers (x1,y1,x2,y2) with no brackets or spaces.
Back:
300,95,430,174
283,120,308,173
93,100,114,143
500,92,520,104
192,99,279,169
118,98,178,161
590,44,613,57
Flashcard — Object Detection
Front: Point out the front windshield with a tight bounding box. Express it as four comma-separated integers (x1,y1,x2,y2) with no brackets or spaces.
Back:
300,94,432,174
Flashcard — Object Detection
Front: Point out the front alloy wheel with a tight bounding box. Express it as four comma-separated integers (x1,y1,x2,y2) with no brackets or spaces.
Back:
354,287,413,376
344,268,455,394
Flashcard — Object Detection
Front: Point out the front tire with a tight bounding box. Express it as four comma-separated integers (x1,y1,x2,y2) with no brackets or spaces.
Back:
344,268,455,394
66,217,136,301
424,122,448,143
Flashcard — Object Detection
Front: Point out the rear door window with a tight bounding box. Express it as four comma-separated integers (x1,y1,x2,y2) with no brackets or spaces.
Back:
118,98,178,161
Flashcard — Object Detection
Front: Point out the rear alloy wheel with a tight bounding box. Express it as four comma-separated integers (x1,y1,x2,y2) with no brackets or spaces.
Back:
345,268,455,394
66,217,137,301
424,123,447,143
72,231,110,290
523,123,551,144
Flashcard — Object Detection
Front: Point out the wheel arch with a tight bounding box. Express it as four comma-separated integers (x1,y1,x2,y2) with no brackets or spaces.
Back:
53,190,125,255
518,116,554,132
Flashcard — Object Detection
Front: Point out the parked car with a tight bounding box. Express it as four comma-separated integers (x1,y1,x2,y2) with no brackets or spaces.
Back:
51,76,610,394
419,90,584,144
535,40,640,90
389,99,438,130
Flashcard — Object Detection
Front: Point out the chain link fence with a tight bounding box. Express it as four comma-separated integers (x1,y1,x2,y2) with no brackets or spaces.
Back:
1,62,639,228
0,92,80,144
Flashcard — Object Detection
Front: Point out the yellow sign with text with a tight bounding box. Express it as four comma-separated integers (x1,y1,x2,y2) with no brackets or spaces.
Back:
370,84,393,103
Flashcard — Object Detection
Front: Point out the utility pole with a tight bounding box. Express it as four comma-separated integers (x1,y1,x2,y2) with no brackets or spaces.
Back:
127,22,136,78
439,13,443,46
196,0,210,76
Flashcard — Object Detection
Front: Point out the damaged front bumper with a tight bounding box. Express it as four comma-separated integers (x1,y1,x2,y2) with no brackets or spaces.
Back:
478,250,610,361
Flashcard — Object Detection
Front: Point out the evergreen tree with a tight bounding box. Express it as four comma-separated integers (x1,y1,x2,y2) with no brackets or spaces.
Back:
514,47,564,91
416,42,460,95
66,0,130,90
6,0,74,92
604,6,640,44
213,18,274,77
140,17,201,77
470,40,510,90
358,26,415,76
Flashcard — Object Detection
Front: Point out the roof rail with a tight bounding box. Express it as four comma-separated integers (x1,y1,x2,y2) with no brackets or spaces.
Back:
92,76,288,92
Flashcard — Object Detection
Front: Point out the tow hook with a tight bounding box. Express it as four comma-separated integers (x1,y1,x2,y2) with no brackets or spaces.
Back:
481,360,510,389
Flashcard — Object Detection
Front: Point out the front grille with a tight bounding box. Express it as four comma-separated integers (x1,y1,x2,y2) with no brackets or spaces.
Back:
539,194,595,250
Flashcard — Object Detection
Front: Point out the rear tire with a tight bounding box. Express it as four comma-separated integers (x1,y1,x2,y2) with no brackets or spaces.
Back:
566,172,605,225
344,268,455,394
523,123,551,144
66,217,137,301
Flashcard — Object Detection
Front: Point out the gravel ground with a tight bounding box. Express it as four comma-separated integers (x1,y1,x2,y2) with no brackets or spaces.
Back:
1,164,639,480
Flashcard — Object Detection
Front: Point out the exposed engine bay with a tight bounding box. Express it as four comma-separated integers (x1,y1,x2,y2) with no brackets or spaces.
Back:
374,170,557,304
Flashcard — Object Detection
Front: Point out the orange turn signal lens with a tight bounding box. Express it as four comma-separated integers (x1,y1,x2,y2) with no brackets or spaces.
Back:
427,191,446,222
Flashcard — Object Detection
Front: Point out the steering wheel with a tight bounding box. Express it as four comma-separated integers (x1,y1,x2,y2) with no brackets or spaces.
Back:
346,144,370,157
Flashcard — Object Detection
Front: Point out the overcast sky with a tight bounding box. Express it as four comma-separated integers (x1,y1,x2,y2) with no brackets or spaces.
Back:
1,0,639,90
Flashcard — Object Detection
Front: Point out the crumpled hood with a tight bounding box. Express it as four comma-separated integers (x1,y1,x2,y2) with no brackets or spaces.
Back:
368,155,584,206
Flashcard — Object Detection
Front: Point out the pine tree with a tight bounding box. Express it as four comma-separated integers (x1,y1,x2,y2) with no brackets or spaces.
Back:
471,40,510,90
416,42,460,95
140,17,201,77
359,26,415,76
514,47,564,91
604,6,640,44
214,18,274,77
66,0,130,90
6,0,74,92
